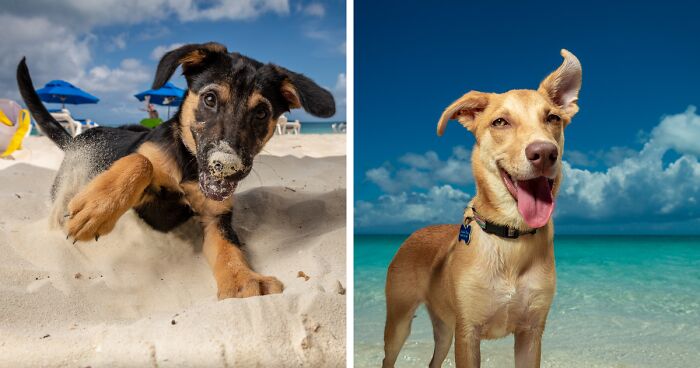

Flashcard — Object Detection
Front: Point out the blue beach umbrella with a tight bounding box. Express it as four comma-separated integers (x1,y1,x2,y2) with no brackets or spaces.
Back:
36,80,99,109
134,82,185,118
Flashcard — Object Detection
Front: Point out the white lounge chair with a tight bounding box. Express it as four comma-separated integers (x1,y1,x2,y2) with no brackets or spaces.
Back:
285,119,301,134
47,108,98,137
275,115,301,135
332,122,347,133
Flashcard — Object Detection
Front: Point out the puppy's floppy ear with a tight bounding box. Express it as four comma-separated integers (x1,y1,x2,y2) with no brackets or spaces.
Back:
152,42,228,89
436,91,490,136
274,66,336,118
538,49,582,117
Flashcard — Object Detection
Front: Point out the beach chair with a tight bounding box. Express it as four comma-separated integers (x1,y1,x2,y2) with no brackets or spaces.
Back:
332,122,347,133
47,108,97,137
0,99,31,158
285,119,301,134
276,114,288,135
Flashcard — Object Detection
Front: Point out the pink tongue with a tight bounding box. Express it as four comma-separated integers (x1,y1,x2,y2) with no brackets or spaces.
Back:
516,177,554,228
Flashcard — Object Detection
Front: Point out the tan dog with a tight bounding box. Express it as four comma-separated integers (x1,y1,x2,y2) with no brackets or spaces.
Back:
382,50,582,368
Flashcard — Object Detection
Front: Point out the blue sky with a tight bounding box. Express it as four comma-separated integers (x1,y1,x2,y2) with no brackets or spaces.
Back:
355,0,700,234
0,0,345,125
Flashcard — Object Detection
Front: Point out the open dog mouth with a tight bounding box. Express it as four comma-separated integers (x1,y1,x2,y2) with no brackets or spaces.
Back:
198,172,238,201
499,167,555,228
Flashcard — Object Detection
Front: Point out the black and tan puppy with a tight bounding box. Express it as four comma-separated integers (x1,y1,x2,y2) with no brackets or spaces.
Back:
16,42,335,299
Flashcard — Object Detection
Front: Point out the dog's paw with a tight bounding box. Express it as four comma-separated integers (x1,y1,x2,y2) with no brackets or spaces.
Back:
217,271,284,299
65,193,122,242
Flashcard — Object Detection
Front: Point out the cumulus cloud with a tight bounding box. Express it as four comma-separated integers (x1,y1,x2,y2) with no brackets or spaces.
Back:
356,185,471,229
0,14,91,101
106,33,127,51
303,3,326,17
365,146,472,193
557,107,700,223
150,43,185,61
333,73,346,108
4,0,290,28
76,59,150,94
357,108,700,231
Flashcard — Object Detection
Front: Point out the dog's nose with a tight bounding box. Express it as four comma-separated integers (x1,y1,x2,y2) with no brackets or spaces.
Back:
208,151,245,178
525,141,558,171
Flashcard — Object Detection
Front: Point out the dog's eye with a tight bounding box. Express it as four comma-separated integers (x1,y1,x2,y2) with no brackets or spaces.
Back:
546,114,561,124
202,92,217,108
254,108,269,121
491,118,509,127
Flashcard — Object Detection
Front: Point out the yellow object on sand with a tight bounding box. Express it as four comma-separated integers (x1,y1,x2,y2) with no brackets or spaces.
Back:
0,108,31,157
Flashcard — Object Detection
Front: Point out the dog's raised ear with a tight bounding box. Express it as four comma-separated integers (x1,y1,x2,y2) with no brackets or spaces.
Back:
436,91,490,136
274,66,336,118
538,49,582,117
152,42,228,89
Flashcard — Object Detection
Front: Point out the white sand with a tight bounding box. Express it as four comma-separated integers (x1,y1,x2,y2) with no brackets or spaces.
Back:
0,134,346,367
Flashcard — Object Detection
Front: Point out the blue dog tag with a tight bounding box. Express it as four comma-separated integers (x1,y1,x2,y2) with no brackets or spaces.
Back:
458,223,472,245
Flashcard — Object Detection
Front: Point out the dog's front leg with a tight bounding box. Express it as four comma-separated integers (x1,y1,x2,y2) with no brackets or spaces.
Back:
514,327,543,368
202,214,283,299
455,321,481,368
66,153,153,241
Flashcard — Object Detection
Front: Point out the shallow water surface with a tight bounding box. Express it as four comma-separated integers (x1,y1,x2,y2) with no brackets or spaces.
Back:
354,235,700,367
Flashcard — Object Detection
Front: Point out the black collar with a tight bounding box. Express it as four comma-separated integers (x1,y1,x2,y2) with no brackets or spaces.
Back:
464,207,536,239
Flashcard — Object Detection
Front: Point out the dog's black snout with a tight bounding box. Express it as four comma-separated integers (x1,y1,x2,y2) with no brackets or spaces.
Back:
212,161,224,173
526,141,558,171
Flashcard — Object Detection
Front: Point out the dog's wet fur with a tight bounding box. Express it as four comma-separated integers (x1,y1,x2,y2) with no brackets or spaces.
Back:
383,50,582,368
17,42,335,299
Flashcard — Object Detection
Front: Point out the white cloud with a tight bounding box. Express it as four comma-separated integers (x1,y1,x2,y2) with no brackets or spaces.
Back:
174,0,290,21
3,0,290,27
76,58,150,94
0,14,92,101
304,28,333,41
303,3,326,17
356,185,471,229
334,73,346,107
365,146,473,193
107,33,127,51
150,43,185,61
557,107,700,222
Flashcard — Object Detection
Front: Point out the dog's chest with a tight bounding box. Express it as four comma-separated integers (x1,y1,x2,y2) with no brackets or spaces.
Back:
480,276,534,339
455,238,555,340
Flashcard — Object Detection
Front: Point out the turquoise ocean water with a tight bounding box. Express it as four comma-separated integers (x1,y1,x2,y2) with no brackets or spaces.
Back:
299,121,345,134
355,234,700,367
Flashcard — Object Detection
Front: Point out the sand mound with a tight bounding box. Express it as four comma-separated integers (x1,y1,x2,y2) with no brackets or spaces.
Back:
0,136,346,367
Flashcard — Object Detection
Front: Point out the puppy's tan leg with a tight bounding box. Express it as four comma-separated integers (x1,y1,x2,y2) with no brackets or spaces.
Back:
202,219,283,299
514,328,543,368
382,294,418,368
454,320,480,368
66,154,153,241
428,307,454,368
